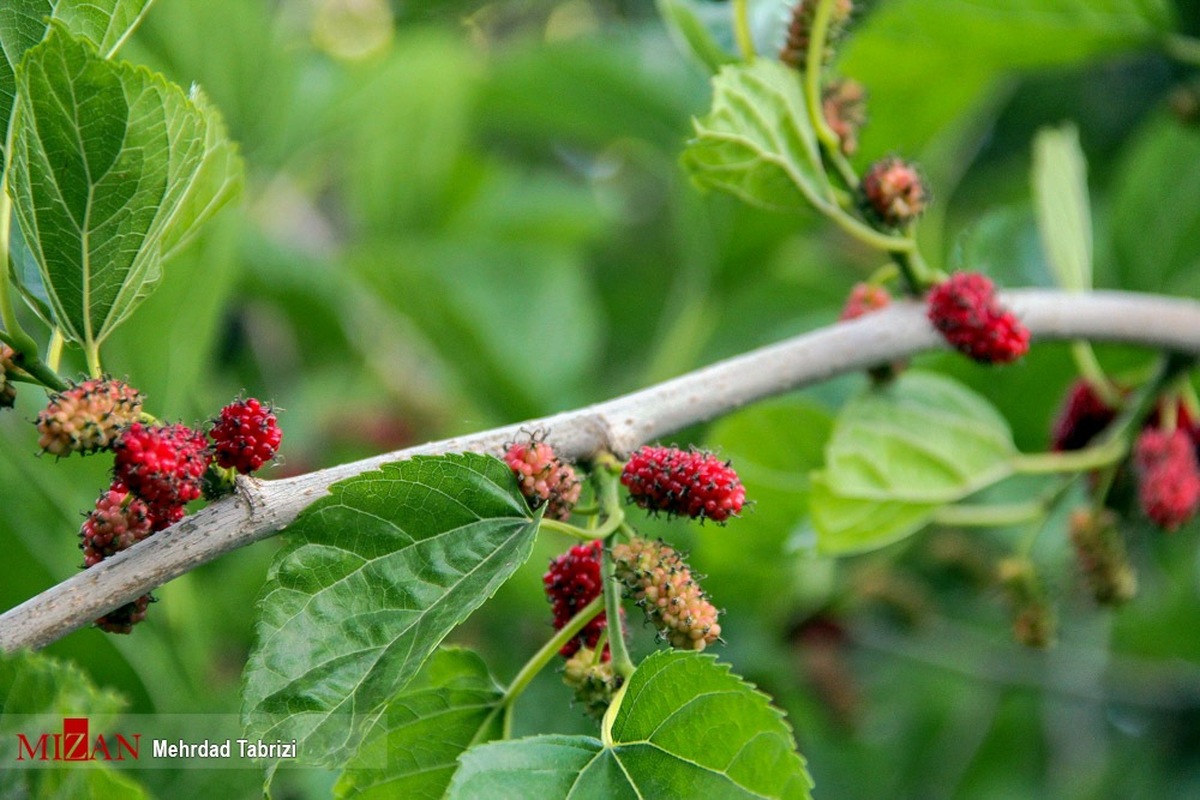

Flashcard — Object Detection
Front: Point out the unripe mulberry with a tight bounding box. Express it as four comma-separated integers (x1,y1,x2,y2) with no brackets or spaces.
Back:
504,434,580,521
823,78,867,156
80,483,154,567
36,378,143,457
1051,380,1120,451
780,0,854,69
926,272,1030,364
562,647,622,719
210,397,282,474
1134,428,1200,531
544,540,610,658
113,422,211,509
95,595,152,635
621,445,745,523
1068,508,1136,605
0,345,16,408
997,557,1055,649
859,157,928,228
612,537,721,651
839,282,890,321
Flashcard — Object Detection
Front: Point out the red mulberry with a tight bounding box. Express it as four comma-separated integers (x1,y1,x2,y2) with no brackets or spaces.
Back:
859,157,929,228
1134,428,1200,531
926,272,1030,364
1050,380,1120,451
840,282,890,321
544,540,611,658
113,422,211,510
621,445,745,523
210,397,282,474
504,435,580,521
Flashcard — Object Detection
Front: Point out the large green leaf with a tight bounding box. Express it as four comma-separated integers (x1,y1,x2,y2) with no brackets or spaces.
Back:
810,372,1016,555
0,0,154,161
8,23,241,348
0,651,148,800
681,59,831,214
1032,124,1092,292
449,651,813,799
241,454,539,774
335,648,505,800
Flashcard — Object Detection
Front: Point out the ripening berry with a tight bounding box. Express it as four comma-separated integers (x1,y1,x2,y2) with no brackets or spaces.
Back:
113,422,211,509
1050,380,1120,451
36,378,143,457
544,540,610,658
0,345,16,408
210,397,283,474
621,445,745,523
780,0,854,69
840,282,891,321
95,595,152,635
504,434,580,521
612,537,721,651
997,557,1055,649
1068,508,1137,605
562,647,622,719
80,483,154,568
1134,428,1200,531
823,78,867,156
859,157,928,228
926,272,1030,364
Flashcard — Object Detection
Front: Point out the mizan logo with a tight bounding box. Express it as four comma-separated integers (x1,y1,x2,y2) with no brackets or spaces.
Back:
16,717,140,762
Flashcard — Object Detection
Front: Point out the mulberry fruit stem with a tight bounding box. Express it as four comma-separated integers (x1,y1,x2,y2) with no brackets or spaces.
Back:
931,500,1047,528
1070,340,1122,407
500,593,605,735
601,544,636,681
732,0,755,59
1010,436,1127,475
803,0,842,151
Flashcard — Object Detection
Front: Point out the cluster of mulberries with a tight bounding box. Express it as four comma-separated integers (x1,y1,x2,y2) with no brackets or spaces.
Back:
49,390,283,634
504,434,581,521
36,378,143,457
926,272,1030,364
1134,427,1200,531
612,537,721,651
779,0,854,69
543,540,611,658
1068,508,1137,605
859,158,929,229
562,646,621,719
621,445,745,523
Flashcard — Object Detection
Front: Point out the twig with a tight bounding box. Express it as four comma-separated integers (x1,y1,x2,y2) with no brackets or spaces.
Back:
3,289,1200,650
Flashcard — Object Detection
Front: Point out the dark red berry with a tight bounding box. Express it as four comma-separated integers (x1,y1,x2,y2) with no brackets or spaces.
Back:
1051,380,1120,451
544,541,610,659
113,422,211,509
621,446,746,523
95,595,152,635
926,272,1030,364
210,398,282,474
80,483,153,568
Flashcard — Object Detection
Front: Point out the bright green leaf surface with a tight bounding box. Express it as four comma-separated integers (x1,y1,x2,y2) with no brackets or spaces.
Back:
450,651,813,800
335,648,505,800
0,650,148,800
9,23,240,348
807,473,939,556
242,454,539,773
1032,124,1092,291
657,0,735,74
682,59,831,214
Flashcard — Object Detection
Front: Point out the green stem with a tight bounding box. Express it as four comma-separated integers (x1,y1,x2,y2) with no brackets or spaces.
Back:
732,0,755,60
602,543,636,681
1164,33,1200,67
45,329,63,373
804,0,840,152
1070,340,1122,407
84,341,102,378
933,501,1046,528
1011,437,1126,474
891,248,934,296
540,517,613,541
501,594,605,720
826,203,918,253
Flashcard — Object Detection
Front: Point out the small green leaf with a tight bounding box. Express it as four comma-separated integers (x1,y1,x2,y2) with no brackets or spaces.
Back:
810,372,1016,555
241,454,539,775
681,59,831,214
656,0,736,74
449,651,813,800
1032,124,1092,291
9,23,241,348
335,648,505,800
0,650,149,800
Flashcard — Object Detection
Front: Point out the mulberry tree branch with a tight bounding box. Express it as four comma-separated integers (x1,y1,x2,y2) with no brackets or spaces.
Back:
3,289,1200,651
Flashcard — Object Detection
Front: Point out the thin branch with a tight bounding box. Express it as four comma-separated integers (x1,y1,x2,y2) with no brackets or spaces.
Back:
3,290,1200,651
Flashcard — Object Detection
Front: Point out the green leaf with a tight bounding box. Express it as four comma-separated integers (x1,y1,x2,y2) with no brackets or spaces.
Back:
335,648,505,800
809,372,1016,555
8,23,241,348
681,59,831,214
0,650,149,800
0,0,154,165
656,0,735,74
241,453,539,775
450,651,813,799
1032,124,1092,291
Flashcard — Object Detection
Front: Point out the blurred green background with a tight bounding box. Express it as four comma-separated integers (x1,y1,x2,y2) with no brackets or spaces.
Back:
3,0,1200,797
